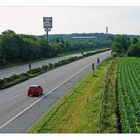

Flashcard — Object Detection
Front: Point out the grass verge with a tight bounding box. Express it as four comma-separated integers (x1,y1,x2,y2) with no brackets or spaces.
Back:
101,58,119,133
28,58,113,133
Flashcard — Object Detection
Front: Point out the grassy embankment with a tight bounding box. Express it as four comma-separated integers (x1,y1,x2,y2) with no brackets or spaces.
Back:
28,58,118,133
101,58,118,132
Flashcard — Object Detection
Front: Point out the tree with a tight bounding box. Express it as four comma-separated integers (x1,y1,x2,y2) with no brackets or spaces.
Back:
127,42,140,57
112,42,124,56
2,30,15,35
38,39,49,57
132,37,138,44
0,29,112,66
56,38,59,43
0,30,20,62
112,35,130,56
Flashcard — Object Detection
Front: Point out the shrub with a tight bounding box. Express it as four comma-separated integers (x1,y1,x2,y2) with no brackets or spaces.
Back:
42,65,48,70
28,67,42,74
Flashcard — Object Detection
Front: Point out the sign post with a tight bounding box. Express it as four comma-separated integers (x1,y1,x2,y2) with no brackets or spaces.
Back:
43,17,52,40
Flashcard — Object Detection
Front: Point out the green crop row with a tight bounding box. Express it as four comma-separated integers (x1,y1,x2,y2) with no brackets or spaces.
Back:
117,57,140,133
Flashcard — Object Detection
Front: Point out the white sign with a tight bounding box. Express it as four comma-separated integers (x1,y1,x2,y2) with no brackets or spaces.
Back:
43,17,52,28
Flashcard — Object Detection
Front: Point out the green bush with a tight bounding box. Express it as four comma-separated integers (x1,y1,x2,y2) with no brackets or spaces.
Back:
42,65,48,70
48,63,54,69
0,79,6,86
28,67,42,74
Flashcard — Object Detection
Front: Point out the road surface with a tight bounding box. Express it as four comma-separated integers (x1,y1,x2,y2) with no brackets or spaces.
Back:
0,51,111,133
0,53,83,79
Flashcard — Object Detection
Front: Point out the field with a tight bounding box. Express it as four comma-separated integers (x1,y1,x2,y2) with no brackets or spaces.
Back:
117,57,140,133
28,58,118,133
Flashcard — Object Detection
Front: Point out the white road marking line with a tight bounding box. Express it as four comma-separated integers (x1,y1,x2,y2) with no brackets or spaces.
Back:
0,62,93,130
8,94,21,101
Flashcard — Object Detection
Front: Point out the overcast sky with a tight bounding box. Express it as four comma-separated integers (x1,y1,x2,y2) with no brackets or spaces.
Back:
0,7,140,35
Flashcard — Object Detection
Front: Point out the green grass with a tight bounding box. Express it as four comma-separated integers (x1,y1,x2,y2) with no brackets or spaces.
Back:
101,58,118,133
28,58,113,133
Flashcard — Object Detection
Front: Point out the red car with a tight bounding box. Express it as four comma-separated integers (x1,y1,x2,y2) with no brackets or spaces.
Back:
28,85,43,96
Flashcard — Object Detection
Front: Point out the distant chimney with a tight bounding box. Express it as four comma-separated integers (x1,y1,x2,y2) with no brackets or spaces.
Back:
106,26,108,34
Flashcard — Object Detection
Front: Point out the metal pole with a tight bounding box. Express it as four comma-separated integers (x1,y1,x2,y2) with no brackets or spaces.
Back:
46,30,48,41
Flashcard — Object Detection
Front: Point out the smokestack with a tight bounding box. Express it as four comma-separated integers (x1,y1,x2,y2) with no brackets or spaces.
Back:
106,26,108,34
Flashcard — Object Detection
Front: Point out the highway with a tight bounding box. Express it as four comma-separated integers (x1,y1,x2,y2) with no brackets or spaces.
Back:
0,53,82,79
0,51,111,133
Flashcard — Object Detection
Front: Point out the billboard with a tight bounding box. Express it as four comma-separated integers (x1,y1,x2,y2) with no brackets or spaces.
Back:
43,17,52,28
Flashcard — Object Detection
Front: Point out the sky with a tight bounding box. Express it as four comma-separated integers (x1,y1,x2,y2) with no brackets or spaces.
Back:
0,7,140,35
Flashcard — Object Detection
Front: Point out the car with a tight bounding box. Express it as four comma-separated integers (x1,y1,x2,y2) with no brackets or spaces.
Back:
27,85,43,96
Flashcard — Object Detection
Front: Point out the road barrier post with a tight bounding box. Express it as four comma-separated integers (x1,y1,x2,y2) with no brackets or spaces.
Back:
92,63,94,76
97,57,100,67
92,63,94,70
29,63,31,70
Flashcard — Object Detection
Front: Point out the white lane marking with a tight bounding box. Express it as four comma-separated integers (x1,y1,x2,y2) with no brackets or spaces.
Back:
0,54,110,130
0,62,93,130
8,94,21,101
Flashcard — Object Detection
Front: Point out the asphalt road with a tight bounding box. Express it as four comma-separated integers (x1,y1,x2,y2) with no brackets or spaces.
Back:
0,53,82,79
0,51,111,133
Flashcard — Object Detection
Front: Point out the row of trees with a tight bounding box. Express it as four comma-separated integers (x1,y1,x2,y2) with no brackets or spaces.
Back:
112,35,140,57
0,30,111,66
0,30,56,63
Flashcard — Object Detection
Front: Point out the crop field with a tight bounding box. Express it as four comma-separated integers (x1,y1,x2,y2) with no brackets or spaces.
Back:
117,57,140,133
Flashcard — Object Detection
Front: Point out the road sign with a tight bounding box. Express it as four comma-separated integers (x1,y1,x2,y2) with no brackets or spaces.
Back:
43,17,52,28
